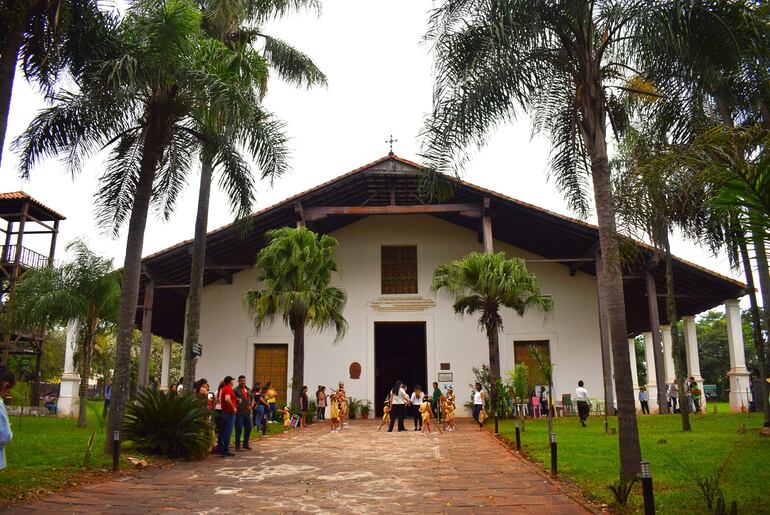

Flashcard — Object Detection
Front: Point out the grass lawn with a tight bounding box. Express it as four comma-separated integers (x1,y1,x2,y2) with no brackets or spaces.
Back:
0,401,286,505
495,409,770,514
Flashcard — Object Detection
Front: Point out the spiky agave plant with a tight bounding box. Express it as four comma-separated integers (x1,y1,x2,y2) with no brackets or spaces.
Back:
123,389,211,458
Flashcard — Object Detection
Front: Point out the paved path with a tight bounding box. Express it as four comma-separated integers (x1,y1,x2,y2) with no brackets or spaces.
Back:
9,420,591,514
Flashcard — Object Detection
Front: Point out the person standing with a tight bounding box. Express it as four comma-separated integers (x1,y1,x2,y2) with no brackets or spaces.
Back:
574,380,590,427
299,386,309,428
472,382,486,430
538,386,547,417
317,385,327,421
387,380,409,432
685,377,695,413
103,379,112,416
265,382,277,423
668,382,679,413
639,385,650,414
691,381,702,413
233,375,252,451
0,366,15,470
410,384,424,431
218,376,236,457
431,382,442,421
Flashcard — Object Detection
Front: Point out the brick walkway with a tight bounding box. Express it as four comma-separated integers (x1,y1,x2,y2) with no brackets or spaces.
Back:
9,420,591,514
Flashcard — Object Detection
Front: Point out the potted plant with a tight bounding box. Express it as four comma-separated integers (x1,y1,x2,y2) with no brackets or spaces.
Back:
306,401,317,424
347,397,361,419
359,399,372,419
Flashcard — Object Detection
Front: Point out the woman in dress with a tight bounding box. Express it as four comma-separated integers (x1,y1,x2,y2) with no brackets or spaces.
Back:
337,382,348,428
329,392,340,432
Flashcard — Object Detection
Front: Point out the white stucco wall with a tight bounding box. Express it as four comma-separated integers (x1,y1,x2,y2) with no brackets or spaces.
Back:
197,214,605,412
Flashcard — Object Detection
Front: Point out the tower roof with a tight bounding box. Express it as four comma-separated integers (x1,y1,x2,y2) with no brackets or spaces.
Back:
0,192,66,222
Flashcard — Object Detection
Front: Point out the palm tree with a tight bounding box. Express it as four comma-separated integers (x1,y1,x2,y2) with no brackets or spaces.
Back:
432,252,553,431
422,0,660,476
638,0,770,426
244,227,347,404
0,0,109,167
179,0,325,394
12,0,273,452
13,240,120,426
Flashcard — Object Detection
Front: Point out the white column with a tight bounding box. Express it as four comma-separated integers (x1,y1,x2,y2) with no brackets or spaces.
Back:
683,316,705,412
629,338,639,412
643,332,658,412
58,319,81,417
725,300,752,412
661,325,677,385
160,340,171,391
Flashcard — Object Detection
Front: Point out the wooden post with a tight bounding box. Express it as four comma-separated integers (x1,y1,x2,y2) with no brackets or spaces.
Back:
595,250,615,416
47,219,59,266
2,203,28,365
482,198,493,253
137,279,154,387
645,271,669,414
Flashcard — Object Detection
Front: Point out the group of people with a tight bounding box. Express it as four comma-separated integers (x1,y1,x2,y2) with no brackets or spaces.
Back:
381,381,456,434
184,375,287,457
638,377,703,414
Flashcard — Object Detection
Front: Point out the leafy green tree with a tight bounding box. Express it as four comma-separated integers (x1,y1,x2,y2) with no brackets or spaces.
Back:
12,0,278,452
0,0,109,167
180,0,325,394
13,240,120,426
432,252,552,431
421,0,664,476
695,311,757,399
244,227,348,404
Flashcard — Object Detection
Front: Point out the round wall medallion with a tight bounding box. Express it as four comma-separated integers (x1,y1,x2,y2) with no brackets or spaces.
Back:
349,362,361,379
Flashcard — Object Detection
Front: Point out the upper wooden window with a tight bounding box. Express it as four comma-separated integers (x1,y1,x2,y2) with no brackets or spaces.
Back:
381,245,418,294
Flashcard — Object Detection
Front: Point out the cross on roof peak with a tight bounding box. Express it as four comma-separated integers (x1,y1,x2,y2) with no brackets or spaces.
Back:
385,134,398,155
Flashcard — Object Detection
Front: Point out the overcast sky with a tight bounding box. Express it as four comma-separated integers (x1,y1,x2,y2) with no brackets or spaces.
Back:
0,0,746,305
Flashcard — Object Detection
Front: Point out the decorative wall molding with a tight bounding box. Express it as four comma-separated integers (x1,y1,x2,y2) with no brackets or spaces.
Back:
368,296,436,312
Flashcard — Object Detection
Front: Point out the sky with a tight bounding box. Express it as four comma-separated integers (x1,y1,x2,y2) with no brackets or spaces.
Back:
0,0,747,308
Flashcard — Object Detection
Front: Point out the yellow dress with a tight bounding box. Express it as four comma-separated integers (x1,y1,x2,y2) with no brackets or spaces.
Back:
419,401,431,423
338,390,348,416
330,399,340,420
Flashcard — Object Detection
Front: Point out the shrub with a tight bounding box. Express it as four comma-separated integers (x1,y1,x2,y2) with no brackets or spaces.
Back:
123,389,212,459
306,401,317,424
348,398,362,419
359,399,372,417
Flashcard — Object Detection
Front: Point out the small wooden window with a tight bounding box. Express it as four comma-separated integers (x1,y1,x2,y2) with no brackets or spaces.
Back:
440,363,451,371
381,245,418,294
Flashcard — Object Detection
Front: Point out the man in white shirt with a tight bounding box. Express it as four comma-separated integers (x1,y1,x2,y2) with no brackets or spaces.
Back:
574,380,590,427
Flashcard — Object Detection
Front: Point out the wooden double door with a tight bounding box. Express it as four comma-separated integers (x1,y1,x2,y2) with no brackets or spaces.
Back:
253,344,288,406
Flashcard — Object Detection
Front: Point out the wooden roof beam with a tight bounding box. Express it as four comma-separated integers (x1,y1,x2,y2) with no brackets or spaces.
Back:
304,203,483,222
569,241,600,276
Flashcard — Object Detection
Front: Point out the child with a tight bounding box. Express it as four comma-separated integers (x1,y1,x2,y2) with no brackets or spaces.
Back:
299,385,309,429
329,392,340,432
378,402,391,431
442,396,455,432
419,395,432,434
282,406,291,432
337,382,348,428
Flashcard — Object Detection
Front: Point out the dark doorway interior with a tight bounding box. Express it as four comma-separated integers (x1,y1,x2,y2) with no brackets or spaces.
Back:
374,322,427,416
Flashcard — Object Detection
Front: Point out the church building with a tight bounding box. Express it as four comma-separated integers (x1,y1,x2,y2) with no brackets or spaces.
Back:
136,154,750,414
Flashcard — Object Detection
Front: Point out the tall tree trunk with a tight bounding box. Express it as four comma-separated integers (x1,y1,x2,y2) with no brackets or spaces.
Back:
583,98,642,478
77,321,96,427
182,154,213,395
662,233,691,431
291,320,304,405
750,226,770,427
0,6,26,169
486,324,500,429
30,337,43,406
105,99,172,454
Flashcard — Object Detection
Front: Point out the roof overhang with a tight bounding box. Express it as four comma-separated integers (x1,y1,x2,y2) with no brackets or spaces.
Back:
136,155,747,342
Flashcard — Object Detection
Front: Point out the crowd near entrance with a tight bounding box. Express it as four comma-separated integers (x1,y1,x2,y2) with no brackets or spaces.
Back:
374,322,427,417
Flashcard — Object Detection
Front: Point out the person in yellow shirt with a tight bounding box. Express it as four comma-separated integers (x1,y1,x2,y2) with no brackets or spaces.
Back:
378,402,391,431
419,396,432,434
265,382,277,423
336,382,348,429
282,406,291,432
329,392,340,432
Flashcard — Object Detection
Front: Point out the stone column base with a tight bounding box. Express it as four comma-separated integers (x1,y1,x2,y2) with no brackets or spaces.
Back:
58,373,80,417
728,369,752,413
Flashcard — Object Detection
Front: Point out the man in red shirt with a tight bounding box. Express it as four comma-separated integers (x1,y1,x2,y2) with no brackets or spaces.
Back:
218,376,237,457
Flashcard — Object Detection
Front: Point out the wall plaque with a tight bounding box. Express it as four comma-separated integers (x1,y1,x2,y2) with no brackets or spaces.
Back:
437,372,453,382
349,362,361,379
